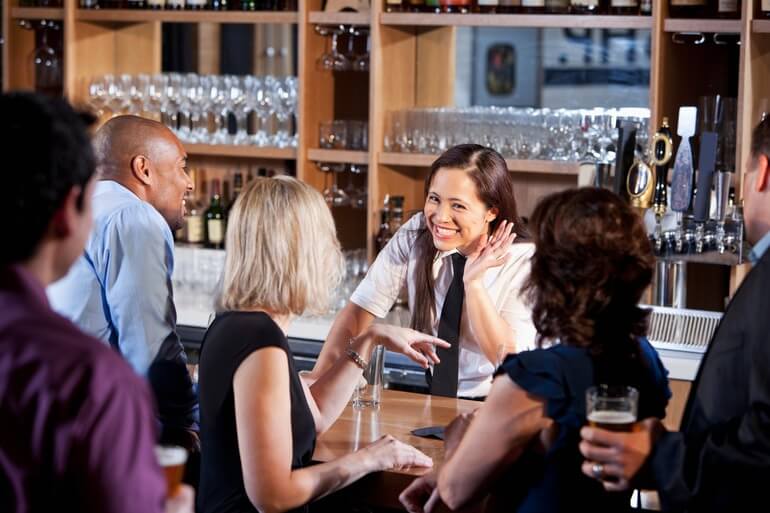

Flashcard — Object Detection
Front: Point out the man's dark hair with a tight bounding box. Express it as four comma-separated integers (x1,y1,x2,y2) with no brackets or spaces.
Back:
1,93,96,265
751,114,770,161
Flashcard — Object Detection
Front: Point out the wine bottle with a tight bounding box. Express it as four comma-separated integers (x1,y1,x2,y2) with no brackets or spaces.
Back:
609,0,638,15
205,179,226,250
669,0,706,18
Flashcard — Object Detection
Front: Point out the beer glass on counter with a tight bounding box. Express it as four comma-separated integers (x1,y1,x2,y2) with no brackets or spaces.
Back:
154,445,188,497
586,385,638,432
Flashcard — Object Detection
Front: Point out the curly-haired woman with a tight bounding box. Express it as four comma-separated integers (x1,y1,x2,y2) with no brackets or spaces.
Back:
401,187,671,513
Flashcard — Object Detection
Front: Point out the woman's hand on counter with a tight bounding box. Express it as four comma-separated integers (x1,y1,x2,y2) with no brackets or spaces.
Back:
463,219,516,287
360,434,433,473
363,324,450,369
400,471,441,513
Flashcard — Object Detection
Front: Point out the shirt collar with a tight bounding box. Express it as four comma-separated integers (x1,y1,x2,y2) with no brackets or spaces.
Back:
95,179,140,200
0,265,50,308
749,230,770,265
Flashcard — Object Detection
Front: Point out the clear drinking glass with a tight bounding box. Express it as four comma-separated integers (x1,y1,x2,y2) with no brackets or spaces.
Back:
352,344,385,409
586,385,638,432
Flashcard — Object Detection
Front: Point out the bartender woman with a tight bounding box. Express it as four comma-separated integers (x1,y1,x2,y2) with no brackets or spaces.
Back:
310,144,537,399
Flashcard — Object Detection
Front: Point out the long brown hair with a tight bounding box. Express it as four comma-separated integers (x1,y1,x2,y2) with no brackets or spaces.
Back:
522,188,654,383
410,144,528,333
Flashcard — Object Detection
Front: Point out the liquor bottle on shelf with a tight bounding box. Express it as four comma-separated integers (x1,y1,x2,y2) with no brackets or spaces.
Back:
520,0,545,13
669,0,707,18
570,0,604,15
608,0,638,14
389,196,405,235
474,0,499,13
167,0,186,9
186,169,206,246
186,0,207,10
375,196,392,253
147,0,165,8
126,0,146,8
496,0,521,12
545,0,569,13
80,0,100,9
639,0,651,14
422,0,441,12
385,0,404,11
713,0,739,18
205,179,226,250
761,0,770,17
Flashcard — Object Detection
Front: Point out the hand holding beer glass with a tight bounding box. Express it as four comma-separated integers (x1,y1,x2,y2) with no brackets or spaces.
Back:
585,385,638,483
586,385,639,432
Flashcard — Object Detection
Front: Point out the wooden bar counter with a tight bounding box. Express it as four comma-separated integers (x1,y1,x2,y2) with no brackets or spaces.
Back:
313,390,479,510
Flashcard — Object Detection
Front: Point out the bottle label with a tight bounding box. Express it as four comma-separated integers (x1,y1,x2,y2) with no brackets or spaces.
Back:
166,0,185,6
718,0,737,11
571,0,597,6
187,0,206,5
478,0,500,5
386,0,402,5
611,0,636,6
147,0,165,6
207,219,224,244
521,0,544,6
671,0,705,5
498,0,520,5
187,215,204,244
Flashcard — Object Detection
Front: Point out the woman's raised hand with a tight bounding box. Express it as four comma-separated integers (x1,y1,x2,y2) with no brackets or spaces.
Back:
463,219,516,286
365,324,450,369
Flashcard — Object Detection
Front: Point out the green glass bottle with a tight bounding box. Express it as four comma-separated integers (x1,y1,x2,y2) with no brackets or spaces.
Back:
205,179,226,250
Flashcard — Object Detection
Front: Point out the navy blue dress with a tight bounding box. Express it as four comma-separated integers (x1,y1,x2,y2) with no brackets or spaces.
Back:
492,339,671,513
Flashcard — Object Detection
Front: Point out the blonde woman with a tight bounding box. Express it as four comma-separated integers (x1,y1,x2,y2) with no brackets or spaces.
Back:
197,177,446,513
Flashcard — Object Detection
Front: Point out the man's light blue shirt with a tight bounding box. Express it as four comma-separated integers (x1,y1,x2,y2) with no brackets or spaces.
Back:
49,180,197,433
49,180,180,374
749,230,770,265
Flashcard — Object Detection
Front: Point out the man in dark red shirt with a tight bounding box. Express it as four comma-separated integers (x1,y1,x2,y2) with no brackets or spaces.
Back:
0,93,192,513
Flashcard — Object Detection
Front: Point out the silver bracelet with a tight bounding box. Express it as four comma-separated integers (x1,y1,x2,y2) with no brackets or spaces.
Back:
345,338,367,370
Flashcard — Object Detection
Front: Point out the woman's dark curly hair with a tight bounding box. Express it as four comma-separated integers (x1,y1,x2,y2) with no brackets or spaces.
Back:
523,188,654,371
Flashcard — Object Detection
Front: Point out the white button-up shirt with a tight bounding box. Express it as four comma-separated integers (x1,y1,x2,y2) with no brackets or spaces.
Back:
351,213,537,398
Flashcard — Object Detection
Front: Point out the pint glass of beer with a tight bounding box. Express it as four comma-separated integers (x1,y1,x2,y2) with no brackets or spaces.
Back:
586,385,638,432
154,445,188,497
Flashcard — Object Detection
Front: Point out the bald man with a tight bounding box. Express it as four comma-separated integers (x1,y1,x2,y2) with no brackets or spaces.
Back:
48,115,199,450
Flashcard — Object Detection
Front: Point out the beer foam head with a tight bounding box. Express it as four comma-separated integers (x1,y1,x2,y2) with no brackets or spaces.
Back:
155,445,188,467
587,410,636,424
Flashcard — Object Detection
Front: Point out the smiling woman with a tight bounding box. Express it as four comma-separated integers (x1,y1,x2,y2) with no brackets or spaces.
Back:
310,144,537,399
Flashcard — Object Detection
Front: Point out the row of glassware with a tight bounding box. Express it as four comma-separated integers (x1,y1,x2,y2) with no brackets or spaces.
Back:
88,72,298,148
172,245,367,315
383,106,651,162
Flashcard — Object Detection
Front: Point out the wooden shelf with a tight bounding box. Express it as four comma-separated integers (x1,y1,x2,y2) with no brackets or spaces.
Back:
752,19,770,33
308,11,369,26
379,152,579,175
379,13,652,29
185,144,296,159
10,7,64,19
75,8,298,24
663,18,741,33
308,148,369,164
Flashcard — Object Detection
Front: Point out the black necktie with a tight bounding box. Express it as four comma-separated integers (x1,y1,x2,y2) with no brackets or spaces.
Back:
430,252,465,397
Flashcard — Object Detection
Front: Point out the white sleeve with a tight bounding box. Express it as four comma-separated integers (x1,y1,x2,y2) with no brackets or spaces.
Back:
499,245,538,352
350,213,422,318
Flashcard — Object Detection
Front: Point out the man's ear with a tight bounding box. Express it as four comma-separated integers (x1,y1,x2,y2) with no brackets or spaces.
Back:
49,186,82,239
757,154,769,192
131,155,152,186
